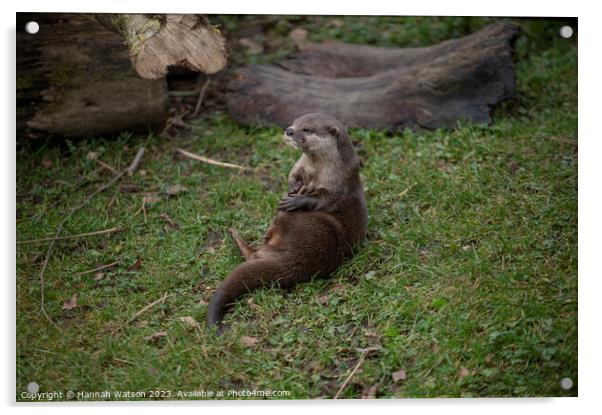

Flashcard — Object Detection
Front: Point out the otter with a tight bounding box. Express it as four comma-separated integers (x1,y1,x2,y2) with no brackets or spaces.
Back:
207,113,367,331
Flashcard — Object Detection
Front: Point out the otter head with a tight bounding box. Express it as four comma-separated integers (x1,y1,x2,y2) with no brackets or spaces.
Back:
282,113,344,156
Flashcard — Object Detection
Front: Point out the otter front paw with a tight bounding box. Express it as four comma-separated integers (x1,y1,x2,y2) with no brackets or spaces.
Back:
288,180,303,196
278,195,317,212
297,183,315,195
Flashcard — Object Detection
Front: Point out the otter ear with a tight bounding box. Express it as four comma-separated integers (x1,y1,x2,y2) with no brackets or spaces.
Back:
327,125,339,138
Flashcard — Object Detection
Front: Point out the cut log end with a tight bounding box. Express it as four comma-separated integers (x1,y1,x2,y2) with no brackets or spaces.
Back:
129,15,228,79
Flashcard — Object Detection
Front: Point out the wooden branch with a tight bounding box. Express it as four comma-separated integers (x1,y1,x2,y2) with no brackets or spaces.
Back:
160,213,179,229
94,159,119,175
35,147,145,330
334,350,368,399
192,78,212,117
398,182,417,198
176,148,254,172
17,226,122,244
127,147,146,176
93,14,228,79
127,292,175,324
74,261,121,277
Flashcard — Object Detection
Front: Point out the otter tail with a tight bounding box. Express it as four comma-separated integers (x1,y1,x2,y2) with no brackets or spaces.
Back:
207,258,289,331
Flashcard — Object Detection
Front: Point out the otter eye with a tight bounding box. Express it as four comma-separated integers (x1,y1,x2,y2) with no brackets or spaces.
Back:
302,128,312,133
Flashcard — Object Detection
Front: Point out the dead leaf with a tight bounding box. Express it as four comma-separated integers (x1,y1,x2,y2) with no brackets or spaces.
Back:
86,151,98,160
135,320,149,328
363,328,379,338
246,297,258,310
458,367,471,380
62,293,78,310
485,354,493,365
289,28,308,42
462,245,472,251
435,159,452,173
166,184,187,196
143,196,161,205
330,283,347,293
318,295,329,305
144,330,167,342
41,157,53,169
507,160,519,174
240,336,259,347
93,272,104,281
198,299,208,306
138,169,147,176
160,213,179,228
356,346,381,356
361,384,378,399
239,38,264,54
119,183,141,193
179,316,200,329
127,258,142,272
392,369,407,382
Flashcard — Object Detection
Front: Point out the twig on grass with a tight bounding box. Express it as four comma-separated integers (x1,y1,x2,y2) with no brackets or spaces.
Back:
176,148,254,172
540,135,577,146
94,158,119,175
30,168,105,222
160,213,179,228
17,226,123,245
127,292,175,324
107,186,120,213
398,182,417,198
73,260,121,277
127,147,146,176
133,197,148,222
334,350,369,399
192,78,212,118
36,147,146,331
333,347,381,399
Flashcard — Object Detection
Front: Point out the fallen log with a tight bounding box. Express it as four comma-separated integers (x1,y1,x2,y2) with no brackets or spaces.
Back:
17,13,169,139
92,14,228,79
227,22,520,130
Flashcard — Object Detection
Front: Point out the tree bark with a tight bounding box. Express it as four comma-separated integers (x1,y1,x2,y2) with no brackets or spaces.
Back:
92,14,228,79
17,13,169,139
227,22,520,130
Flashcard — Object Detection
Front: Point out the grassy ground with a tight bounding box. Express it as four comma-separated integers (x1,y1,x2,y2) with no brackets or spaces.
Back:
16,17,577,399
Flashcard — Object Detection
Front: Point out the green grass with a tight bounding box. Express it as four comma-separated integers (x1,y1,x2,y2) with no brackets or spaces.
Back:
16,16,577,399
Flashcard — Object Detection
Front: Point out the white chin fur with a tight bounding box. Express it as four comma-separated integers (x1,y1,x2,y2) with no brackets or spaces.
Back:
282,134,299,149
306,133,337,154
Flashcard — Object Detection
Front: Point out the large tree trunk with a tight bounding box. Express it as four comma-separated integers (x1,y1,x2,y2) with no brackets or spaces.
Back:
17,13,169,139
92,14,228,79
227,22,520,130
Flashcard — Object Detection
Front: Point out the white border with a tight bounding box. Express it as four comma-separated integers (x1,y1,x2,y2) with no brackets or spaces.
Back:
3,1,598,415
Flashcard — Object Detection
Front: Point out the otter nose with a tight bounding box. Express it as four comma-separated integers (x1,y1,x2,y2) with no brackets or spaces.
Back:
285,127,294,137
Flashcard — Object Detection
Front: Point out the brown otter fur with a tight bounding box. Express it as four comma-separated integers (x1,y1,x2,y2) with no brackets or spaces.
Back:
207,113,367,331
278,113,361,213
